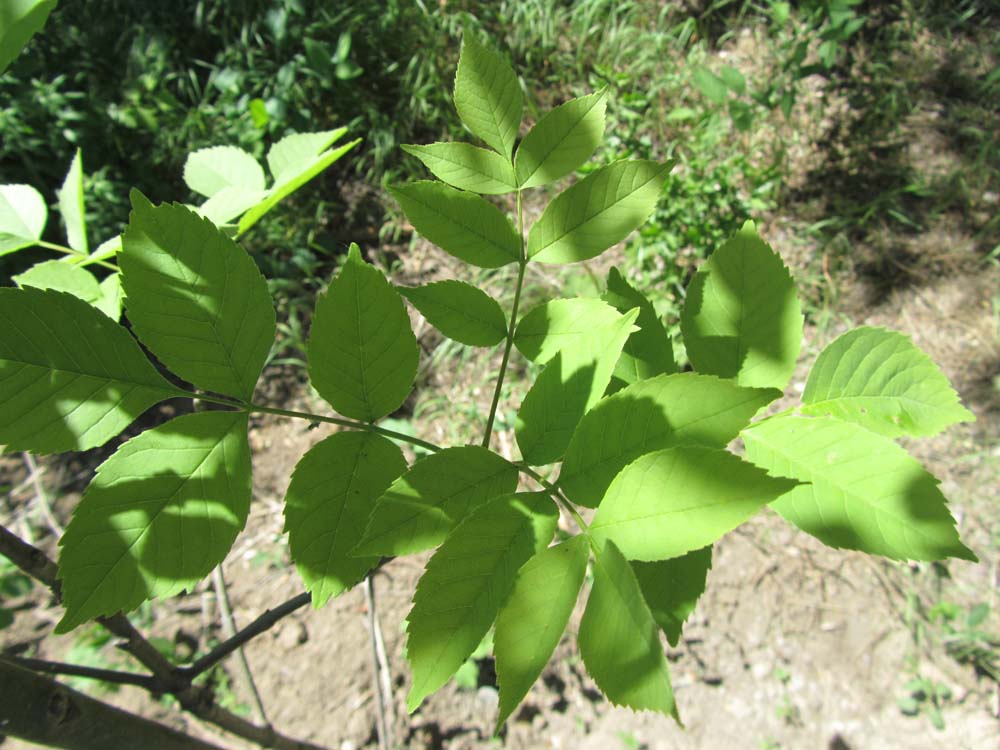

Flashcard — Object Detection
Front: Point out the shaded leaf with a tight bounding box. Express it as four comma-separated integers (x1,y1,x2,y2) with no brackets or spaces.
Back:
495,535,589,730
308,243,418,421
57,149,88,253
632,546,713,646
284,432,407,607
121,192,276,401
579,539,678,719
453,35,522,159
801,326,974,437
528,160,670,264
354,446,518,556
0,287,179,453
602,266,677,389
57,411,252,631
514,297,627,364
406,493,558,711
0,184,46,256
516,302,638,464
402,142,517,194
514,90,607,189
560,373,780,507
400,280,507,347
742,415,976,562
590,445,798,560
390,181,520,268
0,0,57,74
680,222,802,390
183,145,265,199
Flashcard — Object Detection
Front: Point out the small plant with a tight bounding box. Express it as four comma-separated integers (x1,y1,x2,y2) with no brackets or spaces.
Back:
898,674,953,730
0,31,980,747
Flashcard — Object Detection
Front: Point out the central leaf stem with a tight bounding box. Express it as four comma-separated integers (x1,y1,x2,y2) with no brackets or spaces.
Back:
482,189,527,449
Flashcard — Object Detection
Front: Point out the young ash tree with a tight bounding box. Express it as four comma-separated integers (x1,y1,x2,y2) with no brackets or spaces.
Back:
0,32,978,748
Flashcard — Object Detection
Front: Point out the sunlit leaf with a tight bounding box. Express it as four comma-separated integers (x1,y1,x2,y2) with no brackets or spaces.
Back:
57,149,88,253
0,0,57,74
400,280,507,347
402,143,517,194
453,35,522,159
183,145,265,199
0,184,46,256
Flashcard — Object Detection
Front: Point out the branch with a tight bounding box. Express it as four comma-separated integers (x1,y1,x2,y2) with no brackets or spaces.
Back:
0,658,228,750
181,591,312,679
0,524,331,750
6,655,157,690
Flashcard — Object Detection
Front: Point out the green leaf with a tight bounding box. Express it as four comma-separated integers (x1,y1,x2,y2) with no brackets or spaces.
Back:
120,192,276,401
405,492,557,711
602,266,677,389
183,145,265,199
56,411,252,631
308,243,418,421
515,301,638,464
57,149,88,253
284,432,407,608
0,0,57,74
389,181,519,268
742,415,977,562
579,539,678,719
453,35,523,159
800,326,974,437
527,160,671,264
238,130,359,235
692,66,728,104
514,297,626,364
401,143,517,195
494,535,589,730
399,280,507,347
680,221,803,390
719,65,747,94
590,445,798,561
13,260,102,305
95,273,123,321
560,373,781,507
354,446,519,556
0,184,46,256
632,546,713,647
88,235,121,264
0,287,180,454
514,89,607,189
197,186,270,226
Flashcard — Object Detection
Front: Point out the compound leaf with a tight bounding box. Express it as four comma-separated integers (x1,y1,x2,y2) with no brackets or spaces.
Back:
453,35,522,159
389,181,519,268
238,130,359,234
406,492,557,712
183,145,265,199
0,287,180,453
632,545,713,647
56,411,252,631
494,535,589,731
560,373,780,507
527,160,670,264
514,89,607,189
590,445,798,561
354,446,518,556
13,260,101,305
0,0,57,74
399,280,507,347
680,222,803,390
57,149,88,253
121,192,276,401
284,432,407,608
579,539,678,719
401,143,517,194
0,184,46,256
742,415,976,562
602,266,677,389
800,326,974,437
516,302,638,465
308,243,418,421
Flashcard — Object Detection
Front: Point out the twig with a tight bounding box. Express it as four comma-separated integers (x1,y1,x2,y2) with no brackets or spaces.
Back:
364,575,392,750
212,566,271,727
0,524,330,750
23,452,64,538
181,592,312,680
6,655,157,690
